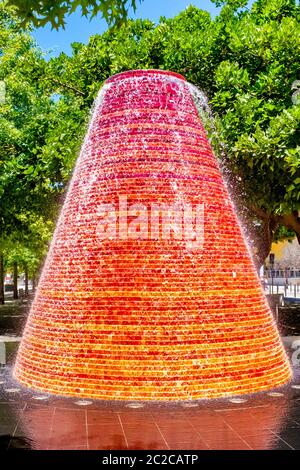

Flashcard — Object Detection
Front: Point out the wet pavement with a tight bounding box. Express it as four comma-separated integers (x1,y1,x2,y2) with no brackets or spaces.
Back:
1,298,300,450
1,363,300,450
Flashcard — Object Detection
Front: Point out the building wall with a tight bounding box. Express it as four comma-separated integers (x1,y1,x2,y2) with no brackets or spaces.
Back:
271,239,300,268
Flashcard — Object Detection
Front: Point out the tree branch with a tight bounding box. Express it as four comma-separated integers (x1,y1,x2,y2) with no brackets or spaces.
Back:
50,78,86,96
279,212,300,244
248,205,270,220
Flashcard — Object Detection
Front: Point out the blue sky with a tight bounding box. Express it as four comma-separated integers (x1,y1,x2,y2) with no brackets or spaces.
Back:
32,0,222,57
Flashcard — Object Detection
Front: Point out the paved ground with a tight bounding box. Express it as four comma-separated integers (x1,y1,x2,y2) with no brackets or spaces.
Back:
0,363,300,450
1,297,300,450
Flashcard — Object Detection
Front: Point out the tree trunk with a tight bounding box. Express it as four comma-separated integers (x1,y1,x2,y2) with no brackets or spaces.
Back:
253,242,271,270
0,254,4,305
243,206,300,269
253,216,279,269
24,264,29,296
32,275,36,293
279,211,300,244
13,261,18,300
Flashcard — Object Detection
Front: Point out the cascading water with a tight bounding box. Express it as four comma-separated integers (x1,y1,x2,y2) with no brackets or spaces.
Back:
14,69,292,400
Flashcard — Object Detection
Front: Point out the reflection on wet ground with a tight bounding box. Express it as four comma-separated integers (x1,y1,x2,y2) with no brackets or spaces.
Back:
1,299,300,450
1,365,300,450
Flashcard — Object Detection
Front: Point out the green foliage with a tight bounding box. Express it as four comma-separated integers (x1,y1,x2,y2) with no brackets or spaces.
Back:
0,3,86,276
6,0,142,29
211,0,248,8
5,240,42,274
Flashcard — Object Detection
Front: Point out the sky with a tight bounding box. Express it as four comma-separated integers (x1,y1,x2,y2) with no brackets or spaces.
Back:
31,0,222,57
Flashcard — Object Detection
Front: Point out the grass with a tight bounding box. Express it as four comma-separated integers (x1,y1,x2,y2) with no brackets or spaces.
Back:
0,297,31,317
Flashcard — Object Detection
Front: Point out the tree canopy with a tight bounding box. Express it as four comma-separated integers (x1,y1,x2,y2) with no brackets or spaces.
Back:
6,0,142,29
0,3,86,293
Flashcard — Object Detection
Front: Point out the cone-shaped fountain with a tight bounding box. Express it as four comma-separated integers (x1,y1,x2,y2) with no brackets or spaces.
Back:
14,70,292,400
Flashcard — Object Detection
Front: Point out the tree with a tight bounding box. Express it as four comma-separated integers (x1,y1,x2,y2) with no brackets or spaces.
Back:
5,239,47,298
6,0,142,29
0,3,85,297
44,0,300,266
0,247,5,304
0,7,85,236
208,0,300,265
